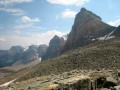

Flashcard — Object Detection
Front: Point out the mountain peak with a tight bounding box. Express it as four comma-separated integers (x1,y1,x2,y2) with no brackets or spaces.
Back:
61,8,114,53
42,35,65,60
73,8,102,27
81,7,87,12
78,7,102,21
50,35,60,44
53,35,60,39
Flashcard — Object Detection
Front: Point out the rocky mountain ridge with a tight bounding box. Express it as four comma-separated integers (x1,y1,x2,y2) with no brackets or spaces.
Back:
61,8,116,53
0,34,67,67
0,45,48,67
42,35,65,60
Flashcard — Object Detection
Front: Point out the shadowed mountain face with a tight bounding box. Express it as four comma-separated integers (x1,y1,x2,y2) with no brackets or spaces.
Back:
61,8,115,53
21,45,39,64
42,35,65,60
37,45,48,57
0,46,24,67
0,45,48,67
112,25,120,37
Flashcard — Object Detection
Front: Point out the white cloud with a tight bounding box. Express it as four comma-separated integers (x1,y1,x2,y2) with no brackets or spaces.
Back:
14,23,41,30
0,0,33,6
15,16,41,30
61,9,77,19
0,38,5,42
21,16,40,23
108,19,120,27
0,8,24,15
46,0,89,6
0,30,65,49
0,0,33,15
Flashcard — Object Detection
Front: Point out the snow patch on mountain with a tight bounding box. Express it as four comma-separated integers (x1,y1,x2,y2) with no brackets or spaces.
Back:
0,79,16,87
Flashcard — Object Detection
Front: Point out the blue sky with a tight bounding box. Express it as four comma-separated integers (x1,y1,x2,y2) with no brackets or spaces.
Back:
0,0,120,49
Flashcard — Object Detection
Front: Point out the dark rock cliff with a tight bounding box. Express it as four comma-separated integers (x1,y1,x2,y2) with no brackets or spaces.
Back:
61,8,115,53
42,35,65,60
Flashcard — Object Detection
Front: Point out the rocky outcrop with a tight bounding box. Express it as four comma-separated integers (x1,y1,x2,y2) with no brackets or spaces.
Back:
6,70,119,90
42,35,65,60
61,8,115,53
45,70,118,90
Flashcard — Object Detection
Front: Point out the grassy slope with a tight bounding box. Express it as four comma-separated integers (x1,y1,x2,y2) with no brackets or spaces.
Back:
0,60,41,85
0,68,15,80
1,38,120,84
0,59,41,84
1,59,41,71
18,38,120,81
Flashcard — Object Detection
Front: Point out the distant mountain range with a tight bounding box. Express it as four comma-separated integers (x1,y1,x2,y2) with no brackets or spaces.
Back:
0,45,47,67
0,7,120,69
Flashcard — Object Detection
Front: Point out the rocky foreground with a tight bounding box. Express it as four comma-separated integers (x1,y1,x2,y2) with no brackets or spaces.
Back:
1,69,120,90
